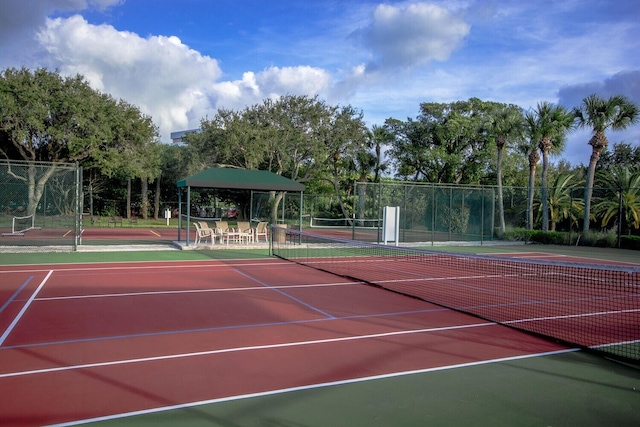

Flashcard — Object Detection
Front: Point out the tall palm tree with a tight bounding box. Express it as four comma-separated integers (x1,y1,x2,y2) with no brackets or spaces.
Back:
530,102,573,232
574,94,640,233
487,105,524,234
370,124,392,183
523,111,541,231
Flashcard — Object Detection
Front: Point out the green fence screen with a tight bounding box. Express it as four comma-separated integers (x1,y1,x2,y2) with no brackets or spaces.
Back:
0,160,81,250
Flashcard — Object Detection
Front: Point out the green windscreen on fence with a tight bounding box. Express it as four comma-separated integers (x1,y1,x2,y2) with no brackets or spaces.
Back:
304,183,499,244
0,160,81,250
272,227,640,363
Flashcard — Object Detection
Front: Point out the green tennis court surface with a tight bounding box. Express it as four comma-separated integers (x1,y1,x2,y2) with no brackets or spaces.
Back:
81,351,640,427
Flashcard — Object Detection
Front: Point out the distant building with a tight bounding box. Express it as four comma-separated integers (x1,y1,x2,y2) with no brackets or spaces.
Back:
170,128,201,144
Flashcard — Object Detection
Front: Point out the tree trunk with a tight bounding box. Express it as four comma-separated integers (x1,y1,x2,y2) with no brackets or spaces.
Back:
126,177,132,219
527,149,539,231
154,176,161,220
583,131,608,233
327,155,352,223
25,163,58,216
496,142,506,235
356,179,367,225
541,148,549,233
141,178,149,219
269,191,284,224
539,136,554,233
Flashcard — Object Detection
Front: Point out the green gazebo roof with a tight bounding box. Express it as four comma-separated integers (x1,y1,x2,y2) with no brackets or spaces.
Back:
176,167,304,192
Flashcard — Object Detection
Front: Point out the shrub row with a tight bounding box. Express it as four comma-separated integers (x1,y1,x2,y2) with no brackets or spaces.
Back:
501,228,640,250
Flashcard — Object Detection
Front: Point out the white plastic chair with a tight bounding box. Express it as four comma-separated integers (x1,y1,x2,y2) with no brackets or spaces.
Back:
254,221,269,242
194,222,214,245
236,221,254,243
199,221,222,243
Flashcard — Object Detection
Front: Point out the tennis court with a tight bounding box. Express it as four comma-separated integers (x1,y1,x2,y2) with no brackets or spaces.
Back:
0,240,639,426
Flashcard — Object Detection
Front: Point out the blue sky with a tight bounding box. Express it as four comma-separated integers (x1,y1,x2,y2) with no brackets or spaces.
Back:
1,0,638,166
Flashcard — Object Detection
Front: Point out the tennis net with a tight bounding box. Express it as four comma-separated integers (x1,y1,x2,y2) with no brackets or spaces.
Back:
272,228,640,363
309,217,380,228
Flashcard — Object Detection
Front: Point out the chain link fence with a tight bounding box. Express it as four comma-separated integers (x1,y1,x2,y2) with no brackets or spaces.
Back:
348,182,495,243
2,160,637,249
1,160,81,250
301,181,640,246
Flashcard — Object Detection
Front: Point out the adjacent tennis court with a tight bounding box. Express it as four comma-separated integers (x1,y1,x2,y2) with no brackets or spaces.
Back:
0,239,639,426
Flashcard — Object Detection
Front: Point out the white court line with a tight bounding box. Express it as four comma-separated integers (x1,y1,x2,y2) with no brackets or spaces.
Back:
0,260,295,274
593,338,640,348
505,308,640,325
48,347,578,427
36,281,361,301
0,322,497,379
0,270,53,346
483,252,568,258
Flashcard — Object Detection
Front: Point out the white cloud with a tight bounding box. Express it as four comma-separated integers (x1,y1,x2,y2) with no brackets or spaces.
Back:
254,66,332,97
34,15,338,140
210,66,333,113
0,0,123,69
2,2,340,141
36,15,223,140
352,3,470,72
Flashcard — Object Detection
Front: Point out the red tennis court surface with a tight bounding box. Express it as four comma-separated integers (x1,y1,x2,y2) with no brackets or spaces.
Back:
0,258,571,426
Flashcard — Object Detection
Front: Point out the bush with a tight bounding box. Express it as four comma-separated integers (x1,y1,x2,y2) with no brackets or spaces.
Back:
578,231,618,248
501,228,528,241
528,230,568,245
620,235,640,250
501,229,570,244
498,228,639,250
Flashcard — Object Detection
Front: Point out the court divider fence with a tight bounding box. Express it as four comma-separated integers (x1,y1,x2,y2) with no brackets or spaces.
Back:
0,160,81,250
1,161,638,250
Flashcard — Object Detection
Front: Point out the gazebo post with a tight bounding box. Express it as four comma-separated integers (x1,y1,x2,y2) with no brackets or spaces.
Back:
177,188,182,242
186,186,191,246
250,190,254,225
299,191,303,244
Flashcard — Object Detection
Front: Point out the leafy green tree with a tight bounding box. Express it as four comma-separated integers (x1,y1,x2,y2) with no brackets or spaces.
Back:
322,105,369,219
157,143,191,214
188,95,366,223
385,117,431,181
386,98,505,185
110,101,160,219
0,67,158,217
596,142,640,171
574,94,639,233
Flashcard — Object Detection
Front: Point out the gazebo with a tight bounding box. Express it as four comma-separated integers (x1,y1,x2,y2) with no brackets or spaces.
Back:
176,167,305,245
